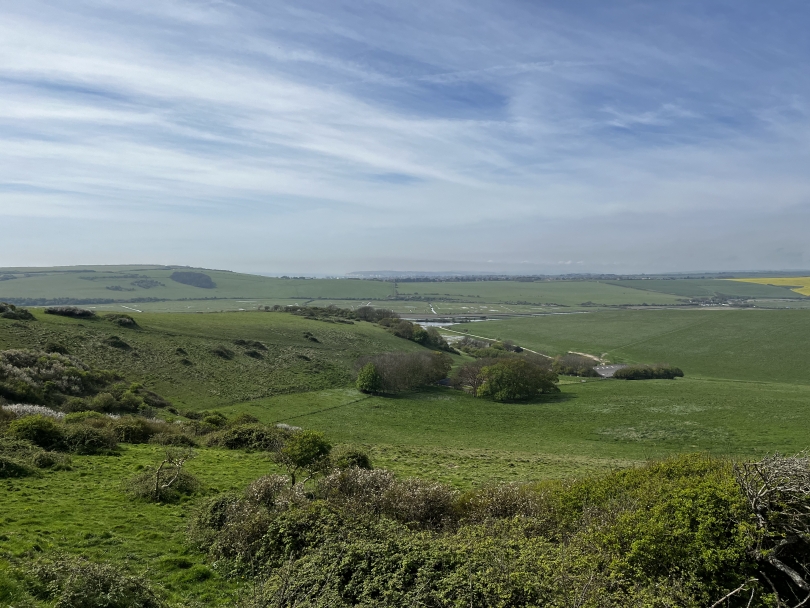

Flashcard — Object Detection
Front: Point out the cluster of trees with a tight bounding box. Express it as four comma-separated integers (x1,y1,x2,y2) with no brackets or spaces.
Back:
169,271,216,289
457,336,522,358
183,452,810,607
356,351,453,394
453,357,559,401
44,306,97,318
614,364,684,380
377,317,454,351
552,353,599,377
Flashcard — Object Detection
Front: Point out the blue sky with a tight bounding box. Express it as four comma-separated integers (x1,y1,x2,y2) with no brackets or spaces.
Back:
1,0,809,274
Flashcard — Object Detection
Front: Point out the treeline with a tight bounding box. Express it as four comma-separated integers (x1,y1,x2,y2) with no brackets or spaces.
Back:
614,364,684,380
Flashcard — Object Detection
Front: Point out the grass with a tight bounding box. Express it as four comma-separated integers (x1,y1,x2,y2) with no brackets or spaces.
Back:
0,443,278,605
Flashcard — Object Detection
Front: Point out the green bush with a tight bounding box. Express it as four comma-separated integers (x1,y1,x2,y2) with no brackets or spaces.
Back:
6,415,65,450
63,424,117,455
0,454,35,478
112,416,158,443
148,432,197,447
206,423,288,451
355,362,382,394
331,447,372,470
24,556,164,608
125,450,199,503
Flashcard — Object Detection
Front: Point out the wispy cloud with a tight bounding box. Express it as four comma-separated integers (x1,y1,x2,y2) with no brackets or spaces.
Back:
1,0,809,272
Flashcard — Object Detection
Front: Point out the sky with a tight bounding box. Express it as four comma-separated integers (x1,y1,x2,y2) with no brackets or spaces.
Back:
2,0,810,275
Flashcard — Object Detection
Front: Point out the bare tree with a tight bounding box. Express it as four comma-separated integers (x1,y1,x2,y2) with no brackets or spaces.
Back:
151,448,196,500
454,358,495,397
735,452,810,606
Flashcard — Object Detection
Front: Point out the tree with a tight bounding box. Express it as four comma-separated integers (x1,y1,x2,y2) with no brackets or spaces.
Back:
453,358,494,397
479,359,559,402
356,363,383,394
274,431,332,485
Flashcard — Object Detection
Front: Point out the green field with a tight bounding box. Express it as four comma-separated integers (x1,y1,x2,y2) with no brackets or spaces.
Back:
448,309,810,385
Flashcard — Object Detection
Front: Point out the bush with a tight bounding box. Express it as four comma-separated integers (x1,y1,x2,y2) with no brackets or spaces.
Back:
103,313,139,328
614,364,685,380
206,423,288,451
0,437,71,471
382,477,458,529
6,415,65,450
113,416,158,443
0,302,34,321
355,363,382,394
274,430,332,484
125,450,199,503
63,424,117,455
24,555,164,608
331,447,372,470
0,454,35,478
43,306,96,318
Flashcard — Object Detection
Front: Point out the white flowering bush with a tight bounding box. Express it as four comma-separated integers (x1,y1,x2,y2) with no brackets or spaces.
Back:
1,404,65,419
0,348,115,406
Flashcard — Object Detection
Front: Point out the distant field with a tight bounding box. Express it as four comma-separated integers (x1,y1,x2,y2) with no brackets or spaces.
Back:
606,278,804,299
395,280,686,306
448,309,810,385
733,276,810,296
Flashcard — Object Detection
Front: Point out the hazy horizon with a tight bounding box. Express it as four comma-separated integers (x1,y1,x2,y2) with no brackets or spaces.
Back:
2,1,809,274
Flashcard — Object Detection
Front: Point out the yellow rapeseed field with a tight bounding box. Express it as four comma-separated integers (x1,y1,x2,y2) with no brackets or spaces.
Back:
731,277,810,296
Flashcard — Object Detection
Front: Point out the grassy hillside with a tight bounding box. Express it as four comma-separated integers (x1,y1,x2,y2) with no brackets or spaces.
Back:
0,309,424,409
455,309,810,385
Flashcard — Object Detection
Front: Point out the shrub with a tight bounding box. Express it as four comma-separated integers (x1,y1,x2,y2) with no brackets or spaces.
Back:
0,437,70,471
43,306,96,319
103,313,139,328
553,354,600,377
0,454,35,478
113,416,158,443
1,404,64,420
355,363,382,394
0,302,34,321
44,342,70,354
317,468,395,513
245,474,293,509
228,413,259,426
6,415,65,450
24,555,164,608
613,364,684,380
63,424,117,455
382,477,458,529
331,447,372,470
125,449,199,503
206,423,288,451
